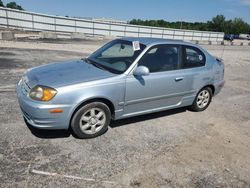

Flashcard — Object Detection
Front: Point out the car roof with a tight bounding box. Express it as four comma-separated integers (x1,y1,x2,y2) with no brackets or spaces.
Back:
121,37,194,46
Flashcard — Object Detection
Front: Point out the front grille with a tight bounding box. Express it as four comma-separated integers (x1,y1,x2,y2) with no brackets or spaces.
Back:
21,80,31,96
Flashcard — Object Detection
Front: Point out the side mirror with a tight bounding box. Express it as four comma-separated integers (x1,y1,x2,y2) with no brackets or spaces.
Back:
133,66,150,77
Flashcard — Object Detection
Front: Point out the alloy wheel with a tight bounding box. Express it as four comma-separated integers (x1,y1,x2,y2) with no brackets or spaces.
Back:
79,107,106,135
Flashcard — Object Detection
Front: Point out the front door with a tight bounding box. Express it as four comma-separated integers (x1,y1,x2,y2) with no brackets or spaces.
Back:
123,44,191,116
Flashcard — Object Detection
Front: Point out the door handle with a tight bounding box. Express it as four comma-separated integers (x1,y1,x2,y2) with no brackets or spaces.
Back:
175,77,184,81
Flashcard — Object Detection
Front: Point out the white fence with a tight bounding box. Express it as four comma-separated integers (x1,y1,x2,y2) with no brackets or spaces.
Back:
0,7,224,42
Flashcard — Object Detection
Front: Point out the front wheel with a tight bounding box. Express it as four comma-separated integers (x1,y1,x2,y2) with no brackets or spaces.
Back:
189,87,212,112
71,102,111,139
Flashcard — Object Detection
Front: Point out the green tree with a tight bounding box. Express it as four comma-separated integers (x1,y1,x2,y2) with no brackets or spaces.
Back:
0,0,4,7
6,1,24,10
209,15,226,32
231,18,250,34
129,14,250,34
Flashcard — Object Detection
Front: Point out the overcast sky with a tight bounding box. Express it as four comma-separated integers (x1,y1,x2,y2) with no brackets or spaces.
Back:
3,0,250,23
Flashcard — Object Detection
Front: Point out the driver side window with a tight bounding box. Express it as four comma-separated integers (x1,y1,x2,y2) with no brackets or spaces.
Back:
138,45,179,73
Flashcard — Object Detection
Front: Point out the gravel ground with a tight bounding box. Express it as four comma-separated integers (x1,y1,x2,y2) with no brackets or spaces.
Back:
0,39,250,188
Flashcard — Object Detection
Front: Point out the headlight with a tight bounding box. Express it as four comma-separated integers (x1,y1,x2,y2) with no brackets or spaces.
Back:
29,85,57,101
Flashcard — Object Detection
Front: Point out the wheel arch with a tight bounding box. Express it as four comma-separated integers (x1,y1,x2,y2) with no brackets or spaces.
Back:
203,84,215,95
69,97,115,126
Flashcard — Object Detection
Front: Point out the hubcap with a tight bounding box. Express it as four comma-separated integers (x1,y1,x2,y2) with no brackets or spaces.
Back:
196,90,210,108
79,108,106,135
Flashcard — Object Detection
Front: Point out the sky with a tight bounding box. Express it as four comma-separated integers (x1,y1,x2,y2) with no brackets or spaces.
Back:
3,0,250,24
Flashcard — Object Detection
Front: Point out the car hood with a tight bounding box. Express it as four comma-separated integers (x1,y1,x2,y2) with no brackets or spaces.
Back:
26,60,115,88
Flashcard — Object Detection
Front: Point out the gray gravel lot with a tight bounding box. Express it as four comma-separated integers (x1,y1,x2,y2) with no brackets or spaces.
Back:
0,40,250,188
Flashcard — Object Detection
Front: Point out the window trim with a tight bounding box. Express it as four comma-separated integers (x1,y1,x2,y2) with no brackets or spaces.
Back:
137,44,182,73
181,45,206,69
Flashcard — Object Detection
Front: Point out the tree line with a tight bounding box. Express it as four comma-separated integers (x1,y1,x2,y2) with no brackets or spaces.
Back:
0,0,24,10
129,15,250,35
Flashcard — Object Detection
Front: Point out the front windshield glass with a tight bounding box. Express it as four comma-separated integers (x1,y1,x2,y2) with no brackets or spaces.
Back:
88,39,146,74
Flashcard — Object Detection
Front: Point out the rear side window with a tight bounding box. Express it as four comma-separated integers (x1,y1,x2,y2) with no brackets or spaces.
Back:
182,46,206,68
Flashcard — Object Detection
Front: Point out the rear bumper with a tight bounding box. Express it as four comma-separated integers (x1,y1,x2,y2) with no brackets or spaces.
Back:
214,80,225,95
17,83,72,130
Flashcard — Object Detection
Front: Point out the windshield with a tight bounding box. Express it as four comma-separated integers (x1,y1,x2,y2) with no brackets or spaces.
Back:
88,39,146,74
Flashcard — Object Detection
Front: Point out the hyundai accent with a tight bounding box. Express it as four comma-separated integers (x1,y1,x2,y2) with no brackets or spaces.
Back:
17,38,225,138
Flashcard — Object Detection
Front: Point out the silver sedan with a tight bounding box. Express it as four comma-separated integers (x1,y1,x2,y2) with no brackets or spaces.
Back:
17,38,225,138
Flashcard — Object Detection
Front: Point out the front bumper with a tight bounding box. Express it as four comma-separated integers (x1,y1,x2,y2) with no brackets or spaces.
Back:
16,82,72,130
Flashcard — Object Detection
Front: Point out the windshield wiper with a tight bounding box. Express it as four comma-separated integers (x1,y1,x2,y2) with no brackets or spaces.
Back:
82,57,91,64
83,58,109,72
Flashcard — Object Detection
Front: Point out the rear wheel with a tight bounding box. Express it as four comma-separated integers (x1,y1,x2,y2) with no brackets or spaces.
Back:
71,102,111,139
189,87,212,112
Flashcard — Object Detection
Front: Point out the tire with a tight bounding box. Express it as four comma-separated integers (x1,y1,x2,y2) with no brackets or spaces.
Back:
71,102,111,139
189,87,213,112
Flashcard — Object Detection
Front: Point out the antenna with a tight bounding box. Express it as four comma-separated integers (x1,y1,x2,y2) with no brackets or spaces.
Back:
220,42,225,60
